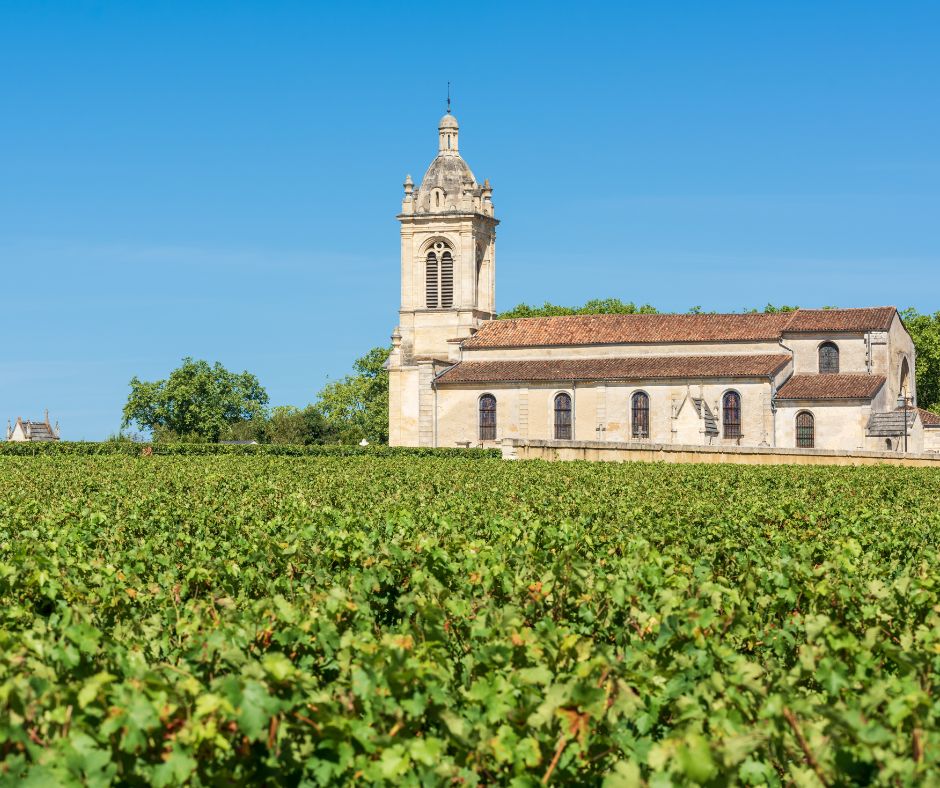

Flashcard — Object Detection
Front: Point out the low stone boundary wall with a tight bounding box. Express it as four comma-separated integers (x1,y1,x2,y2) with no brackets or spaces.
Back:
500,438,940,468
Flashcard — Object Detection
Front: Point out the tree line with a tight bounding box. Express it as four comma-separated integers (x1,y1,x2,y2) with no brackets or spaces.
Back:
119,301,940,443
120,348,390,445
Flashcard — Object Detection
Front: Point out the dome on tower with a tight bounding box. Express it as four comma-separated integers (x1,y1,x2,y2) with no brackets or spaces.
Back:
417,155,477,205
415,111,483,213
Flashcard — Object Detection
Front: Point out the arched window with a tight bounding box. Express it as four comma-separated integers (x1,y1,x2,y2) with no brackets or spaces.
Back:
424,241,453,309
796,411,815,449
900,357,910,397
440,252,453,308
554,393,572,440
722,391,741,439
631,391,649,438
425,252,438,308
818,342,839,374
479,394,496,441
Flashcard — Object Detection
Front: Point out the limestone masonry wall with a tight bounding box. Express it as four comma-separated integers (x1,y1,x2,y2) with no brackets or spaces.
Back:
502,438,940,467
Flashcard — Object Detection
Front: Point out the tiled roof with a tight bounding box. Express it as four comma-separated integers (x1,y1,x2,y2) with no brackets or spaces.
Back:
867,410,917,437
915,407,940,427
464,313,792,348
19,421,58,441
464,307,897,349
435,354,791,385
782,307,896,333
775,374,885,401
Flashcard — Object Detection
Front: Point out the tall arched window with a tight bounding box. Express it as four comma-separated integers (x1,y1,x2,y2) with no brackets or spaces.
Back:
796,411,815,448
425,252,438,308
722,391,741,439
479,394,496,441
440,251,453,308
631,391,649,438
424,241,453,309
900,357,910,398
554,393,572,440
818,342,839,374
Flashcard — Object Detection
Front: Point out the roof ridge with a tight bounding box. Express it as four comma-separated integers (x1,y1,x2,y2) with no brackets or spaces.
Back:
497,311,785,323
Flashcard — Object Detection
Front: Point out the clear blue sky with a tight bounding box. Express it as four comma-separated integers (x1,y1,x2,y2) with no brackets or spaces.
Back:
2,2,938,439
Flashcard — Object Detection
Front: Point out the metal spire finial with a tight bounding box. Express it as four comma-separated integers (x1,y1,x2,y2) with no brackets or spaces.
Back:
447,81,451,114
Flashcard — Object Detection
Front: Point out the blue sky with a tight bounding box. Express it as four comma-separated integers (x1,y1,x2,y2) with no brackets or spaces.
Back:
2,1,938,439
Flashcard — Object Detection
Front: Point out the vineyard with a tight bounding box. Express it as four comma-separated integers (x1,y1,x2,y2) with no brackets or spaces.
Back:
1,455,939,785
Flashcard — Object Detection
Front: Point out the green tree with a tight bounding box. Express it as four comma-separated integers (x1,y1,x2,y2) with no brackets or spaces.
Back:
264,405,335,444
122,357,269,442
497,298,658,319
901,309,940,413
315,346,390,443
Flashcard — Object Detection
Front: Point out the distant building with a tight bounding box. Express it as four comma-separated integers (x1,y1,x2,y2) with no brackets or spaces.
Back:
6,411,60,442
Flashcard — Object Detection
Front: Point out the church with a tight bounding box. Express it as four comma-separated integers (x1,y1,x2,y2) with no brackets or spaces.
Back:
387,112,939,454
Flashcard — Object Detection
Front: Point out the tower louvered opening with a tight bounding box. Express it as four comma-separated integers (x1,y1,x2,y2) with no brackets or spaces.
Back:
440,252,453,308
425,252,438,308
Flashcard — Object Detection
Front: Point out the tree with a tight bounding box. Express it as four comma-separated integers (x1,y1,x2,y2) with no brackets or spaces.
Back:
316,346,390,443
497,298,658,319
264,405,335,445
901,309,940,413
122,357,269,441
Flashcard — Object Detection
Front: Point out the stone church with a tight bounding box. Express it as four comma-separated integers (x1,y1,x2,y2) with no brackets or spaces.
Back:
388,112,940,454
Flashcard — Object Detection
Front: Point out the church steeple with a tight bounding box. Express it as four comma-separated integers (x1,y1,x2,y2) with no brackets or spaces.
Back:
388,109,501,446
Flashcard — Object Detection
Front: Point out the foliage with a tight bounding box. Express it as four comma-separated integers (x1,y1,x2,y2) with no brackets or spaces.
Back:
901,308,940,414
315,346,390,444
103,430,146,444
0,442,498,458
122,358,269,442
259,406,333,445
497,299,659,319
1,455,939,784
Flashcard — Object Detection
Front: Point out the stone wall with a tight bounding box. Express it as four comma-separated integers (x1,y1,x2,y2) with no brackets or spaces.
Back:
501,438,940,468
924,427,940,454
435,379,778,448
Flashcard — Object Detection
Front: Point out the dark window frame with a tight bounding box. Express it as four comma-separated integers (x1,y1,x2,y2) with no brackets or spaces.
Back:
722,390,742,439
554,392,572,440
796,411,815,448
479,393,497,441
818,342,839,374
631,391,650,439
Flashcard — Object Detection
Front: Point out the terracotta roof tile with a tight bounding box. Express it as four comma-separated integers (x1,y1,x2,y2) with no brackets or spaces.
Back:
775,374,885,401
782,307,896,333
464,313,791,348
464,308,897,349
435,354,791,385
915,407,940,427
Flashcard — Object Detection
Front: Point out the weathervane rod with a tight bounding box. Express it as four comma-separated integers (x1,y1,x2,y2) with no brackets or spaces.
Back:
447,81,451,113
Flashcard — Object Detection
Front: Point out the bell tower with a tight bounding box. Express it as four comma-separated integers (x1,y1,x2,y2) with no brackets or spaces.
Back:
388,109,498,446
